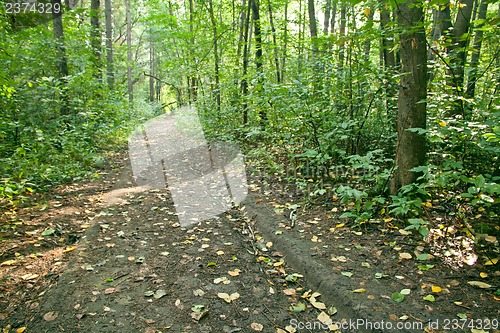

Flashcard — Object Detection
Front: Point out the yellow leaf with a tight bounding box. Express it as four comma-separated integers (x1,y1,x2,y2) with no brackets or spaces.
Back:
310,299,326,310
63,247,76,253
485,258,498,266
336,223,345,229
480,272,488,278
16,328,26,333
431,285,442,293
317,311,332,325
423,201,432,208
216,250,225,256
352,288,366,293
218,292,240,303
273,260,285,267
1,260,18,266
364,7,371,17
228,269,241,277
438,120,447,127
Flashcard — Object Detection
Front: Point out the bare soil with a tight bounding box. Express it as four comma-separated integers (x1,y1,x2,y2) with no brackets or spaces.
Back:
1,151,499,333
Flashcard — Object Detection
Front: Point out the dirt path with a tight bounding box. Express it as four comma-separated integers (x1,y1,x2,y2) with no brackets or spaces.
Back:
1,152,499,333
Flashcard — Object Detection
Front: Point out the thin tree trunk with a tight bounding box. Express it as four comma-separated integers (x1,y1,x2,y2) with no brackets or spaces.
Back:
104,0,114,89
447,0,475,115
268,0,281,83
465,0,488,98
323,0,331,35
363,5,374,62
241,0,251,124
208,0,221,112
188,0,197,102
307,0,318,55
329,0,337,34
338,3,346,68
391,0,427,194
90,0,101,80
149,30,155,103
380,1,395,70
126,0,133,103
251,0,265,125
52,0,69,115
281,1,288,81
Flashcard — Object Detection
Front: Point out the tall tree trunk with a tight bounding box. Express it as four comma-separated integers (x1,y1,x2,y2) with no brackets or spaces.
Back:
338,3,346,68
90,0,101,80
307,0,318,55
427,4,452,82
380,1,395,70
268,0,281,83
126,0,133,103
52,0,69,115
241,0,251,124
104,0,114,90
391,0,427,194
251,0,265,126
329,0,337,34
447,0,475,115
149,30,155,103
208,0,221,112
363,5,374,63
188,0,197,102
281,1,288,81
465,0,488,98
323,0,331,35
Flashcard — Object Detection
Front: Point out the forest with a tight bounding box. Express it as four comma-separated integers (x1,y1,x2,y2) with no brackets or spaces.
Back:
1,0,499,248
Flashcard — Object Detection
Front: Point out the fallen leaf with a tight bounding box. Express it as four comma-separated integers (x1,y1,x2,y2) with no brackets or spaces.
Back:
1,260,18,266
289,302,306,312
400,289,411,295
309,298,326,310
191,310,209,321
214,277,231,285
341,271,353,277
193,289,205,296
43,311,58,321
317,311,332,325
104,288,117,294
153,289,167,299
467,281,492,289
480,272,488,278
283,288,296,296
485,258,499,266
431,286,442,293
216,250,225,255
423,294,435,302
21,273,39,281
16,327,26,333
399,253,412,260
250,322,264,331
218,292,240,303
63,246,76,253
228,269,241,276
352,288,366,293
391,293,405,302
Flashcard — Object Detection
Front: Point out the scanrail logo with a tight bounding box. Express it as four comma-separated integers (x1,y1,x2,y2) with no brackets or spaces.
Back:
128,107,248,226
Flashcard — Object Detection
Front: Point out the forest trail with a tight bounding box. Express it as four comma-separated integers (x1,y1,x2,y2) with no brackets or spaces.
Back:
1,145,499,332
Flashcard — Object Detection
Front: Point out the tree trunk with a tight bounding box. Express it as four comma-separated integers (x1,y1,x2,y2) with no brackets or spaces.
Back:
241,0,251,124
363,5,374,63
104,0,114,90
323,0,331,35
307,0,318,54
380,1,395,70
447,0,475,115
52,0,69,115
465,0,488,98
90,0,101,81
338,3,346,68
208,0,221,112
329,0,337,34
391,0,427,194
149,31,155,103
251,0,265,126
281,1,288,81
268,0,281,83
126,0,133,103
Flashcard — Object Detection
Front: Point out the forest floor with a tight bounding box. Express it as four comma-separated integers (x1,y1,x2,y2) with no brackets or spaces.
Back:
0,150,499,333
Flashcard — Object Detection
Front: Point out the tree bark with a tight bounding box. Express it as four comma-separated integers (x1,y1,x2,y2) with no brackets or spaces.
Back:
338,3,346,68
241,0,251,124
90,0,101,80
380,1,395,70
465,0,488,98
268,0,281,83
104,0,114,90
307,0,318,54
391,0,427,194
52,0,69,115
208,0,221,112
251,0,265,125
126,0,133,103
323,0,331,35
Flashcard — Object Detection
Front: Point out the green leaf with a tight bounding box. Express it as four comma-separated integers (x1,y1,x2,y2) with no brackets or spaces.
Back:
289,302,307,312
423,294,435,302
416,253,430,261
41,228,55,236
391,293,405,302
417,264,435,271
